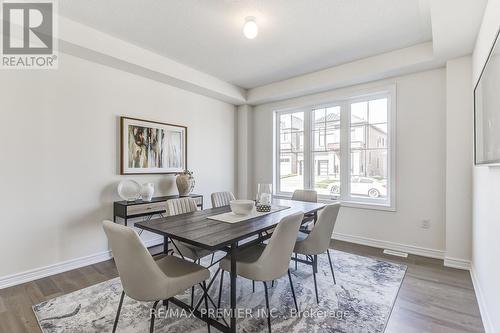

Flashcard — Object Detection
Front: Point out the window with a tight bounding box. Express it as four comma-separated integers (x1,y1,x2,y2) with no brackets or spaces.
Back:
278,112,304,193
274,88,395,208
312,106,341,196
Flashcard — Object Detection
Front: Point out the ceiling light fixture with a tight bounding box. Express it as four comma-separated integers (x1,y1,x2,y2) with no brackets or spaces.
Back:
243,16,258,39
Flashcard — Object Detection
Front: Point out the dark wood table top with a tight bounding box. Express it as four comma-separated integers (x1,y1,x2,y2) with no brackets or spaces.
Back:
135,199,326,251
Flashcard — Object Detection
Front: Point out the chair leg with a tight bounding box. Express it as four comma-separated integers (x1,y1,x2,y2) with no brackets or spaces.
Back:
252,280,255,293
202,281,211,333
326,249,336,285
295,253,298,271
263,281,272,333
287,270,298,312
150,300,159,333
191,259,200,307
112,290,125,333
210,253,215,266
217,270,224,308
271,280,274,288
312,255,319,304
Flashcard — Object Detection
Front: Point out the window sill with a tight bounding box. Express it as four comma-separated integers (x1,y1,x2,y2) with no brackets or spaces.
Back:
273,194,396,212
334,200,396,212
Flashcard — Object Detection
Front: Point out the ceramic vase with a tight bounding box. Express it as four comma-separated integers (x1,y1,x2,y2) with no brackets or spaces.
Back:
176,173,195,196
141,183,155,201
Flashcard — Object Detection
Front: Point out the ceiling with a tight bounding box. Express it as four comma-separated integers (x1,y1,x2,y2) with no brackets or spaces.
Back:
60,0,433,89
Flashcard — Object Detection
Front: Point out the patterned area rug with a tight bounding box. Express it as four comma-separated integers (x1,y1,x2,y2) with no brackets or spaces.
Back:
33,250,406,333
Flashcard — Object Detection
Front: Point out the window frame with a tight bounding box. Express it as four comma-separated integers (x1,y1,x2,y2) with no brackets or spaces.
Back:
273,86,396,211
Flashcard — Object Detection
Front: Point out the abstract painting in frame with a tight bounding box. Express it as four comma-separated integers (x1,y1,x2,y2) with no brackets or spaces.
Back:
120,117,187,174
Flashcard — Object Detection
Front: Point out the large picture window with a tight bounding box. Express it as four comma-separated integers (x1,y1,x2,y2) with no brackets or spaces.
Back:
274,89,395,208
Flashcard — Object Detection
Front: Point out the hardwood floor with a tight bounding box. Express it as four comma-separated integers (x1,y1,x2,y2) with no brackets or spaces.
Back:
0,241,484,333
333,241,485,333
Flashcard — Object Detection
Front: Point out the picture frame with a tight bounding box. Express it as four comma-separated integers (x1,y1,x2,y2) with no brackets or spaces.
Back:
120,116,187,174
474,26,500,165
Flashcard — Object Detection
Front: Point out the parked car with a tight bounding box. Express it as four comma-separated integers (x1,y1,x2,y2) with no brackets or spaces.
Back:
328,176,387,198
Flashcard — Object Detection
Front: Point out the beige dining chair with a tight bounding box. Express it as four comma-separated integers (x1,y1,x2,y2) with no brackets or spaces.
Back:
211,191,235,208
263,189,317,239
102,221,211,333
166,198,214,262
166,197,198,216
291,189,318,203
291,189,318,230
217,212,304,333
290,189,319,270
166,197,216,306
293,202,341,304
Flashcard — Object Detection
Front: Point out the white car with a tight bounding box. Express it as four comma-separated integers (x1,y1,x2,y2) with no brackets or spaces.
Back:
328,177,387,198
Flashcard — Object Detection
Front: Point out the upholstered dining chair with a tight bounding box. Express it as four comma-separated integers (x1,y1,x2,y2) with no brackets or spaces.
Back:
217,212,304,333
166,197,198,216
263,189,318,238
292,203,341,304
291,189,319,269
166,197,217,306
292,189,318,226
212,190,263,294
166,198,214,262
211,191,235,208
102,221,211,333
291,189,318,203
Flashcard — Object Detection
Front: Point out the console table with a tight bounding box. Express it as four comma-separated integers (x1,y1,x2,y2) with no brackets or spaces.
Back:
113,194,203,226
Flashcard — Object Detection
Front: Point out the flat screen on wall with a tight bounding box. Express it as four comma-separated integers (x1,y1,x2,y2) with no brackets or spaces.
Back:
475,28,500,165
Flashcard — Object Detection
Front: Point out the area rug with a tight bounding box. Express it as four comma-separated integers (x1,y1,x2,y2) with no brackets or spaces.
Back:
33,250,406,333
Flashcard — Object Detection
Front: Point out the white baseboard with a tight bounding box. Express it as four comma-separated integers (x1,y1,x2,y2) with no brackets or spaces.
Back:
444,257,471,270
333,232,445,259
0,236,164,290
470,265,494,333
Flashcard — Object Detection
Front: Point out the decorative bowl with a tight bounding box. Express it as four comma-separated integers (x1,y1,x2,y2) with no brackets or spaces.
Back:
117,180,141,201
229,200,255,215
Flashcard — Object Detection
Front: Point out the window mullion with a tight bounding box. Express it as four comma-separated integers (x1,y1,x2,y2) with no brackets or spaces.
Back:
340,102,350,200
303,109,312,189
274,112,281,194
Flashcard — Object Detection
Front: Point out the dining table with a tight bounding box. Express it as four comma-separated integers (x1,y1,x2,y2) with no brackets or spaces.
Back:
135,198,326,333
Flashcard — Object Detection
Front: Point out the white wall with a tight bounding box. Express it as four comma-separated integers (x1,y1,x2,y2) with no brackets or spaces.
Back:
236,105,254,199
252,69,447,256
0,52,236,280
444,56,473,267
471,0,500,332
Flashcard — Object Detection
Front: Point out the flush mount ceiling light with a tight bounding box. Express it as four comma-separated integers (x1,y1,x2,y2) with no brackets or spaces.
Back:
243,16,258,39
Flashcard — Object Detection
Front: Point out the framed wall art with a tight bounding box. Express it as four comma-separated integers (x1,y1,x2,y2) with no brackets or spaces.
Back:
120,116,187,174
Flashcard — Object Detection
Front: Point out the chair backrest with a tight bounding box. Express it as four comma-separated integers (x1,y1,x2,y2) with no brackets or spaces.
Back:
256,212,304,280
166,197,198,216
291,189,318,203
304,203,341,254
211,191,235,208
102,220,168,301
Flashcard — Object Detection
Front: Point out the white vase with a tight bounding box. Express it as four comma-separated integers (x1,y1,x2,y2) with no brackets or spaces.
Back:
176,174,195,196
141,183,155,201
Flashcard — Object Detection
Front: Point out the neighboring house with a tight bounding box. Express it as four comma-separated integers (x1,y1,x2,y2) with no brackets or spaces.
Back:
279,114,304,176
280,112,387,179
351,119,388,178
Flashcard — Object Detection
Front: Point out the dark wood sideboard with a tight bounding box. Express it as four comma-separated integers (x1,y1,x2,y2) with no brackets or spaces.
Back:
113,194,203,226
